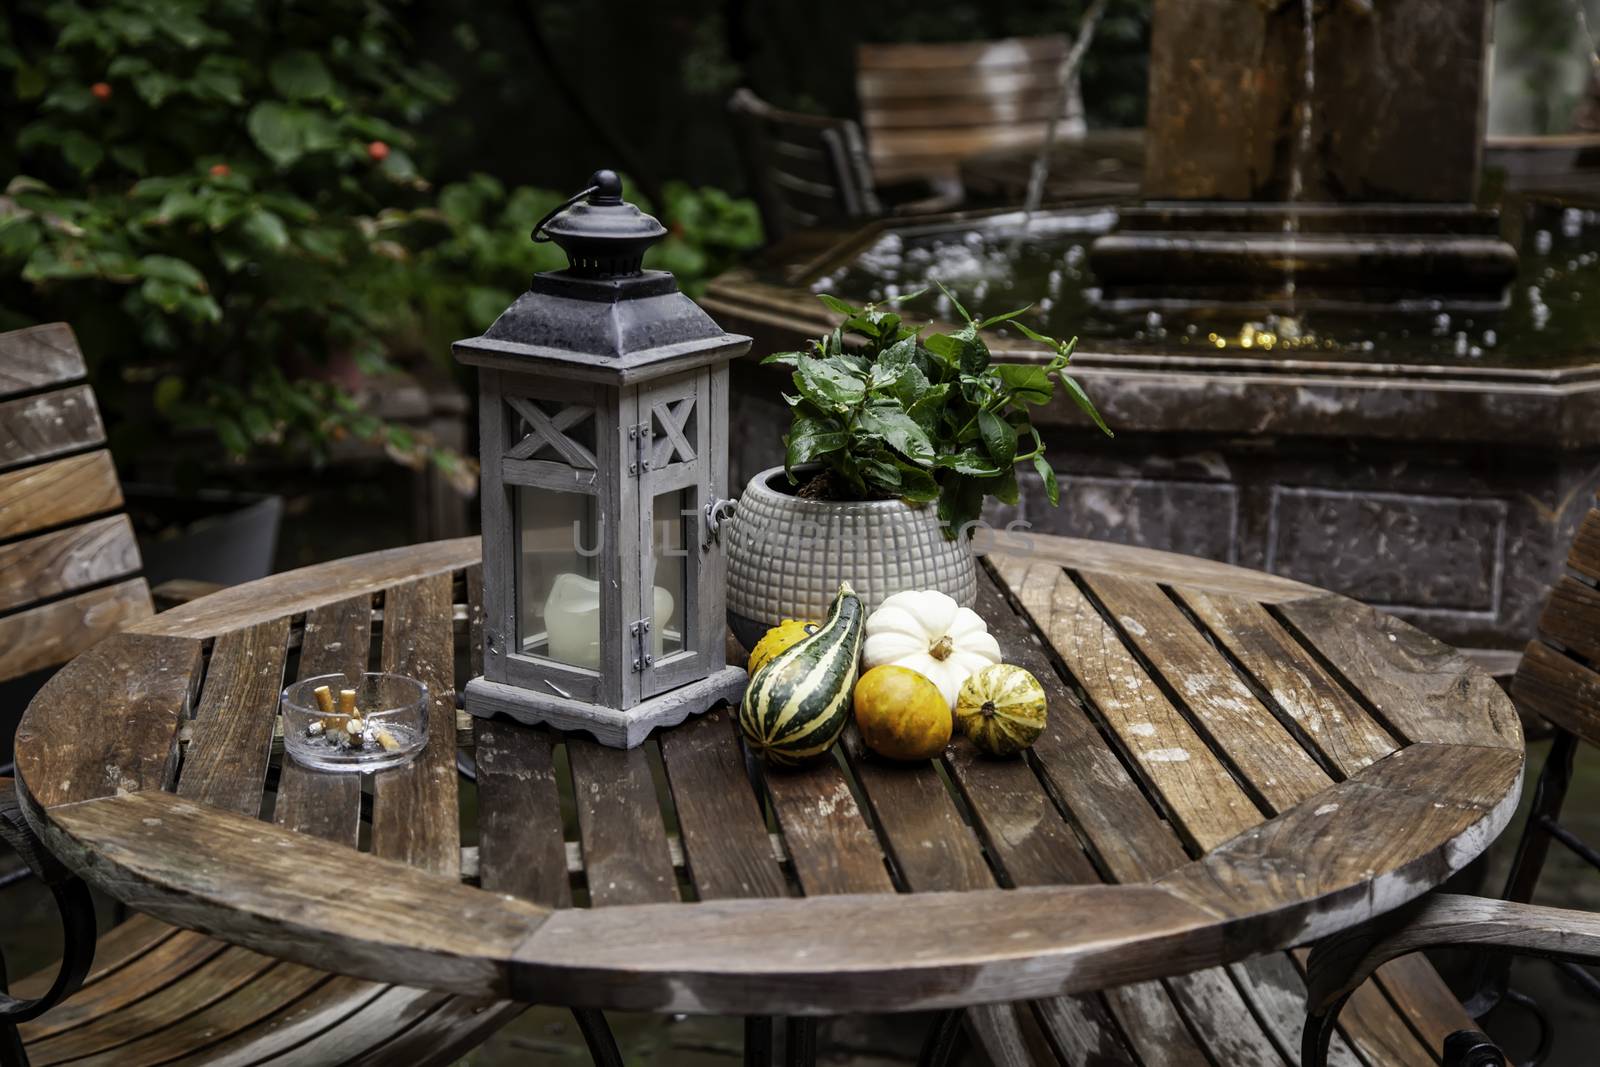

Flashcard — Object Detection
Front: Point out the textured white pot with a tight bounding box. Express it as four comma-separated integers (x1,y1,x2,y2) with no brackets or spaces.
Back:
725,465,977,649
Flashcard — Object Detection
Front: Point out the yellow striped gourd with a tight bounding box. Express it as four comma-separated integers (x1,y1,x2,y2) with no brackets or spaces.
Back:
955,664,1047,756
739,582,864,766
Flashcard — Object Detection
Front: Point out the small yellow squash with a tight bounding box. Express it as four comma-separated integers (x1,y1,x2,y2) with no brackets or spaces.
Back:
747,619,820,677
853,665,952,761
955,664,1047,757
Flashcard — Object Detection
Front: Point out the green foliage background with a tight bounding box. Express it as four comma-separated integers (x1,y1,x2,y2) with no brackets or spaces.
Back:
0,0,761,483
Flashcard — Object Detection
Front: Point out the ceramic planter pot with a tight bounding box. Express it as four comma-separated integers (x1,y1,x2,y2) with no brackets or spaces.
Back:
725,465,977,649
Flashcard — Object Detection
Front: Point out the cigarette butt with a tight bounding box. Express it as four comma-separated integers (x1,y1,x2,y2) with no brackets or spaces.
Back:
313,685,334,713
374,728,400,751
347,717,365,734
339,689,358,713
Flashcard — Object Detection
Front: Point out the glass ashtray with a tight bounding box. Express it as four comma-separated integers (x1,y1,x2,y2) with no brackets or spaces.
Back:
281,672,429,772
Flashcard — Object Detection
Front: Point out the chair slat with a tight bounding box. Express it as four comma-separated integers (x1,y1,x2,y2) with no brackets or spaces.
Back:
1538,573,1600,663
0,450,124,541
856,36,1068,71
17,932,226,1043
0,384,104,472
0,579,154,683
1511,639,1600,748
25,946,278,1062
0,323,86,398
1566,504,1600,583
856,35,1081,187
0,514,140,615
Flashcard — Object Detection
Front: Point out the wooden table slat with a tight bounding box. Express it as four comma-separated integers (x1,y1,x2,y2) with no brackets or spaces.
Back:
658,709,787,900
762,754,896,897
567,738,679,906
836,725,994,893
998,557,1260,854
475,720,571,909
373,572,461,876
1174,587,1399,777
273,596,373,847
1079,571,1329,813
981,563,1420,1067
177,617,290,819
1276,593,1522,750
1225,956,1363,1067
15,631,202,809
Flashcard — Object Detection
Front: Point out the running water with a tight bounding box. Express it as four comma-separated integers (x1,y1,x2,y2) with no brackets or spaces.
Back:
1281,0,1318,303
1008,0,1110,256
1574,0,1600,71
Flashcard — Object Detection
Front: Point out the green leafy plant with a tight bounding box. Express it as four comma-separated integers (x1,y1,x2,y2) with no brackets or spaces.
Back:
0,0,760,488
766,287,1111,537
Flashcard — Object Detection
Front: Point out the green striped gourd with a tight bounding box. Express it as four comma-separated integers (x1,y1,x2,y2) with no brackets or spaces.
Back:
739,582,864,766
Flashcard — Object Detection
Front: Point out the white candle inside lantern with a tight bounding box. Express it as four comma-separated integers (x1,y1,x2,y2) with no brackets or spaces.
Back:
544,573,673,669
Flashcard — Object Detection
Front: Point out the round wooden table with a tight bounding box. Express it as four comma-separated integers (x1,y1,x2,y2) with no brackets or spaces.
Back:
13,535,1523,1064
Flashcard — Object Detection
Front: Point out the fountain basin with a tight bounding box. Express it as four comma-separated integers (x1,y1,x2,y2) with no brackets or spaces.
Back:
1091,202,1519,310
703,194,1600,655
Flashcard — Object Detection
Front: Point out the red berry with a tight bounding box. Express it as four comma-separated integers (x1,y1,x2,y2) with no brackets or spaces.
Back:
90,82,112,101
209,163,231,177
366,140,389,162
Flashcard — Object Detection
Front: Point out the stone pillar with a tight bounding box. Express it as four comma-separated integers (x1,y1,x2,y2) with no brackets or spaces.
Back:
1143,0,1494,204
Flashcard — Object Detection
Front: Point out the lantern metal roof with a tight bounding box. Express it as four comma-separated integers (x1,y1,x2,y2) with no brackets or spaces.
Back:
452,169,749,384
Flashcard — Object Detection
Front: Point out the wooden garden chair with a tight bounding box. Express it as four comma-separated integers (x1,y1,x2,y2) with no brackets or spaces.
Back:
728,87,882,244
0,322,520,1066
854,34,1085,195
1302,493,1600,1067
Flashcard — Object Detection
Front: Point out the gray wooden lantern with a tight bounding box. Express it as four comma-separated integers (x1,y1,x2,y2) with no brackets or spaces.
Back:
455,169,749,748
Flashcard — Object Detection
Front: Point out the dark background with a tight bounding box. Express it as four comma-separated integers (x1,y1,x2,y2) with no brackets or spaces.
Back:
411,0,1152,196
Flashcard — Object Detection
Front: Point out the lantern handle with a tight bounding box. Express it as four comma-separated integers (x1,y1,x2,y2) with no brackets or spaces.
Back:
530,183,600,244
703,497,738,547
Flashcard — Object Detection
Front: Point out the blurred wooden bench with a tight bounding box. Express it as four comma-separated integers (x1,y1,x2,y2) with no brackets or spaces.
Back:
855,34,1084,192
0,322,518,1066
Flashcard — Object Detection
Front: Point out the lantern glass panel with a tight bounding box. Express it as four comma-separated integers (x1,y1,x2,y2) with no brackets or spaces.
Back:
650,488,691,657
515,486,601,668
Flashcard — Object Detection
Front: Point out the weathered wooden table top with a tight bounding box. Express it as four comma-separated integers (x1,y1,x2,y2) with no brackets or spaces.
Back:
13,535,1523,1019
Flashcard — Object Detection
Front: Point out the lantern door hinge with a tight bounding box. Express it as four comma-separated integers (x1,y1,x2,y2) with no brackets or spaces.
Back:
627,422,651,476
630,617,652,671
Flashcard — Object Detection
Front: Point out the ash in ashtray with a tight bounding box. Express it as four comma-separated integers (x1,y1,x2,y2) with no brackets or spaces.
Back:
304,717,418,754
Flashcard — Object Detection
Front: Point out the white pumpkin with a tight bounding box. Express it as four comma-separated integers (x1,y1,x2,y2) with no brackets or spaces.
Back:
861,590,1002,708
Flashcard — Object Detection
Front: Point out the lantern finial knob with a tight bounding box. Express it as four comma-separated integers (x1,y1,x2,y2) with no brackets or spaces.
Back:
529,168,666,279
589,169,623,203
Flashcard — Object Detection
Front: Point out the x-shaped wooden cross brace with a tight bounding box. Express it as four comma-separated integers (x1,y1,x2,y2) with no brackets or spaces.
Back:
505,398,597,469
651,398,696,468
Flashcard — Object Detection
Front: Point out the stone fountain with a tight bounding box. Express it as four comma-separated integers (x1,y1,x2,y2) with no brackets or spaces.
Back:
1093,0,1519,309
706,0,1600,662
